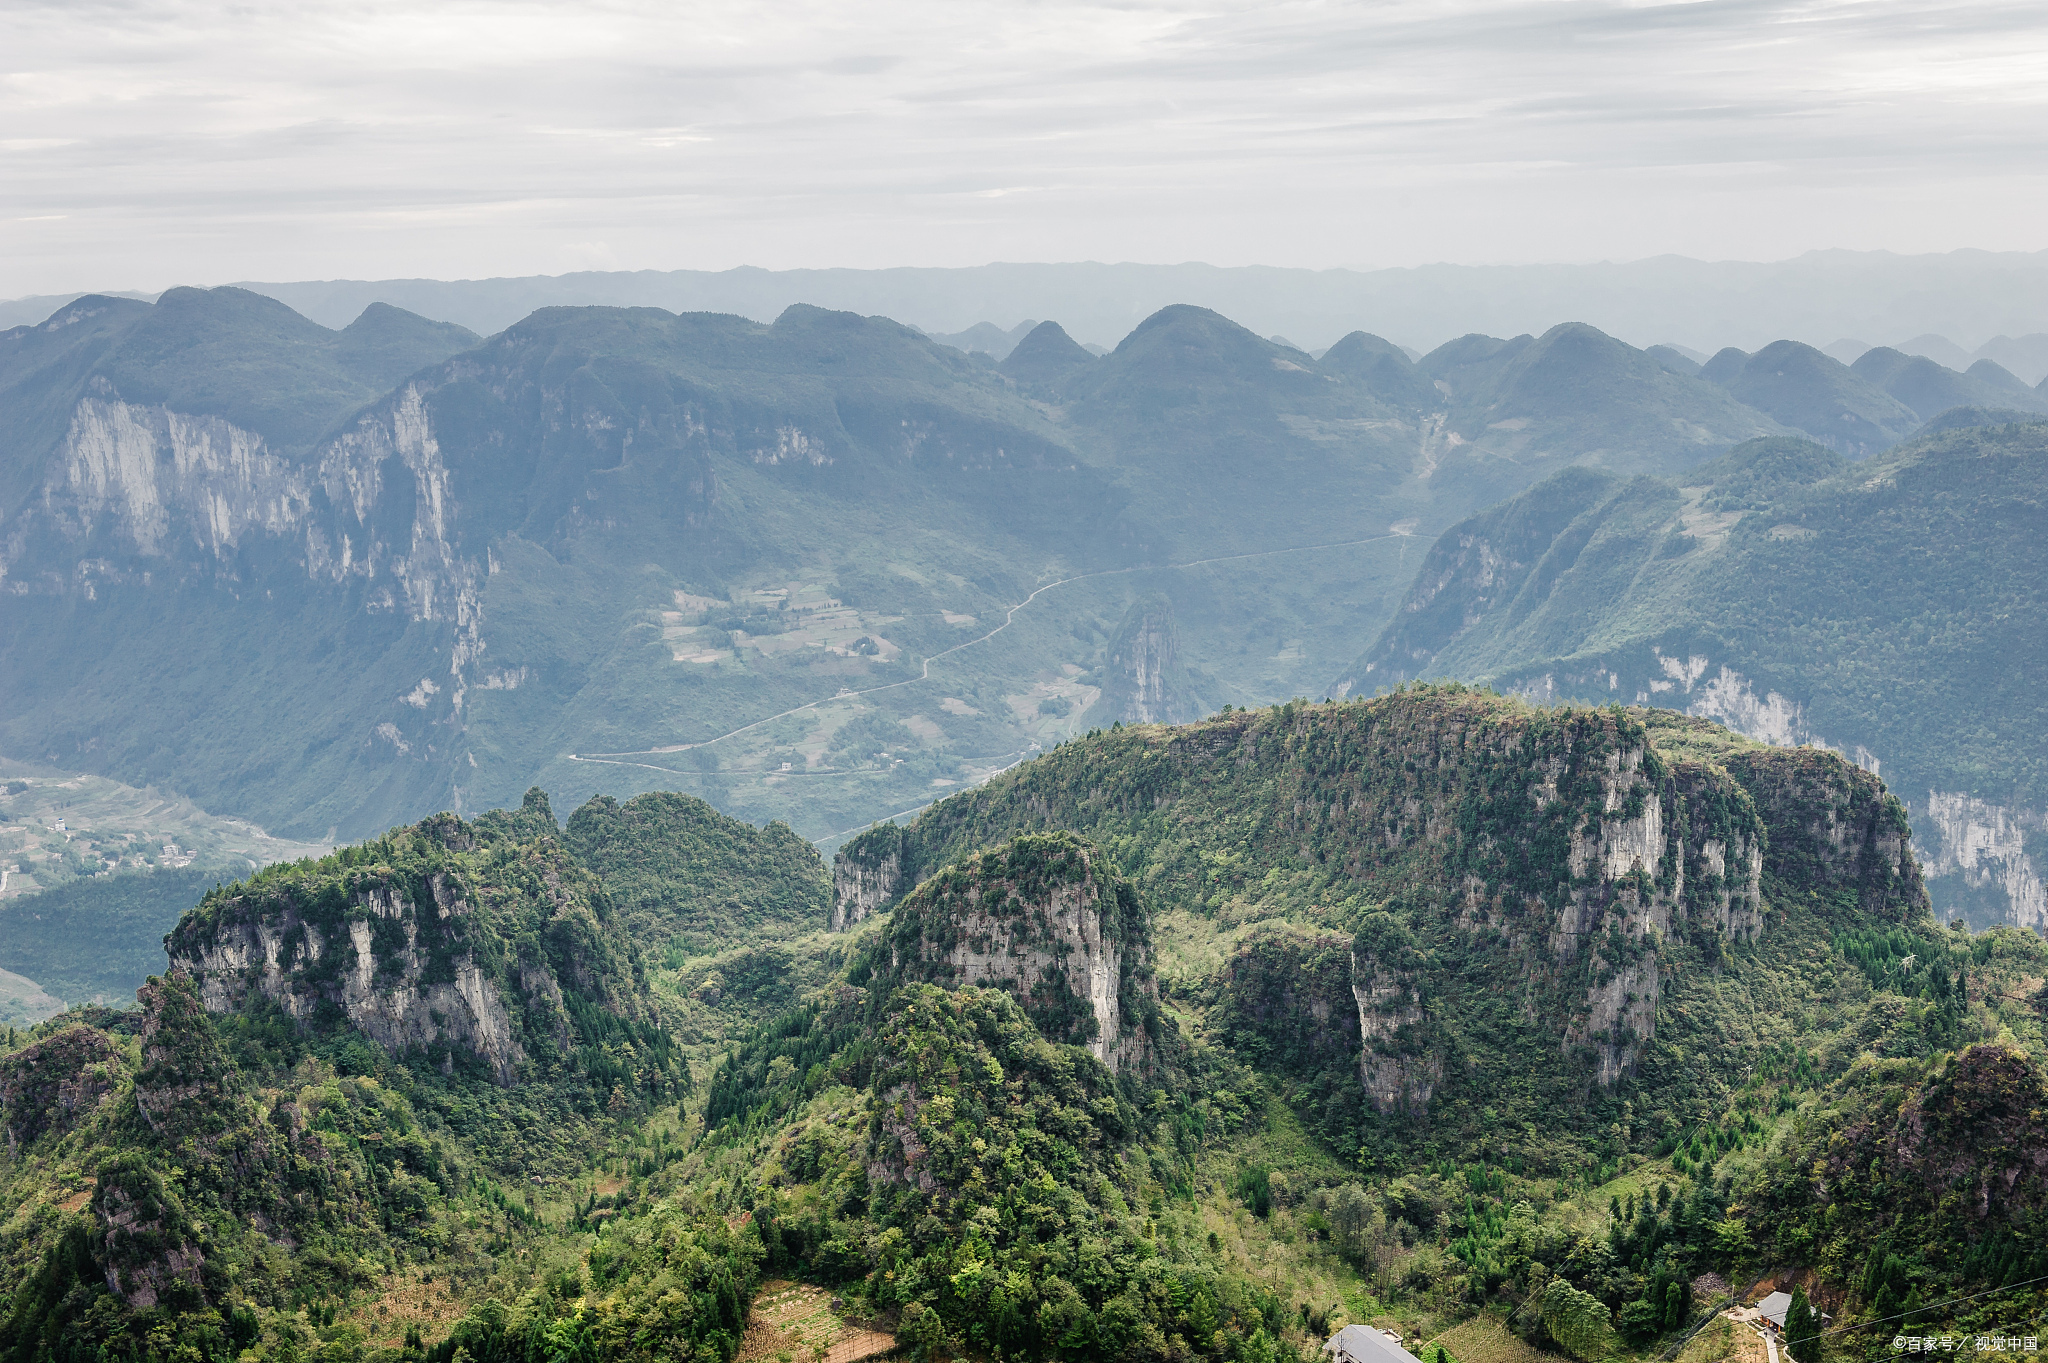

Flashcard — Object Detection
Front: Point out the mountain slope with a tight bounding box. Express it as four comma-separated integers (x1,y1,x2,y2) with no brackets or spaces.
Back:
798,690,2048,1356
1335,425,2048,931
1,287,1976,861
563,789,829,954
0,793,752,1360
0,294,1130,839
0,697,2041,1360
833,689,1921,1154
997,319,1096,391
1696,340,1919,455
1423,323,1783,479
1851,346,2048,421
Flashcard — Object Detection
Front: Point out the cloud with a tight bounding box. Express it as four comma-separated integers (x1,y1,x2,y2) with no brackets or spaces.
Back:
1,0,2044,293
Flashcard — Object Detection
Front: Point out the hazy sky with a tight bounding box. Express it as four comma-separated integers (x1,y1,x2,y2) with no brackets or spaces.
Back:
4,0,2046,296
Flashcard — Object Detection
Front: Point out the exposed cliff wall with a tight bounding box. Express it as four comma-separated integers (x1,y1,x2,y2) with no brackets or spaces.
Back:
169,864,525,1083
164,809,672,1092
1918,792,2047,933
0,1025,122,1155
877,833,1158,1072
858,690,1923,1121
1348,912,1442,1111
831,824,908,932
1099,593,1209,725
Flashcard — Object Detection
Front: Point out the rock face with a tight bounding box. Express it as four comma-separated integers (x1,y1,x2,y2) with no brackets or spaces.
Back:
164,810,656,1086
831,823,908,932
1918,792,2046,933
881,833,1156,1072
868,690,1925,1113
0,1026,122,1154
1100,593,1207,726
169,866,525,1083
94,1156,212,1310
1349,914,1441,1111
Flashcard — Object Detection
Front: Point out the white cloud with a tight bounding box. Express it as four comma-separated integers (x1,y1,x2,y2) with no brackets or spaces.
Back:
2,0,2044,293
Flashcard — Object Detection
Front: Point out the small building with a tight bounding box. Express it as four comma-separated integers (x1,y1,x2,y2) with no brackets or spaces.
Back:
1327,1325,1424,1363
1757,1292,1793,1335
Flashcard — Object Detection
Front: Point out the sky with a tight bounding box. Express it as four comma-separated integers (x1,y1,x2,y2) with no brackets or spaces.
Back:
4,0,2047,297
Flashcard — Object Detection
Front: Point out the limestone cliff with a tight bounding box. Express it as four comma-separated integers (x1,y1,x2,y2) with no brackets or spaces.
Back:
168,861,525,1083
876,833,1159,1072
164,805,674,1092
831,823,908,932
864,689,1927,1118
1917,792,2045,933
1099,593,1210,726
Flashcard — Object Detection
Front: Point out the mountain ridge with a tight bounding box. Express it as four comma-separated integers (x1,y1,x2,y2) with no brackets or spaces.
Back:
1336,424,2048,932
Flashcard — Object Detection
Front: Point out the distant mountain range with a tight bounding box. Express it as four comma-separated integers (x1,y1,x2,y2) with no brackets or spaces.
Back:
3,283,2042,932
12,250,2048,365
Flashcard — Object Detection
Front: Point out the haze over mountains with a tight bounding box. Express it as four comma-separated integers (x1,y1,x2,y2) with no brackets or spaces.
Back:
12,251,2048,372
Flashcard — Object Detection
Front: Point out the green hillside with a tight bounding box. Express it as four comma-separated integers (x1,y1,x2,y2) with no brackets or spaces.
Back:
1422,323,1783,480
563,789,830,954
2,693,2044,1360
823,690,2048,1357
1335,424,2048,929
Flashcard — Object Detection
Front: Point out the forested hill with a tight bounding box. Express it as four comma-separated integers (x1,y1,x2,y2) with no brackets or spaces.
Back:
820,689,2048,1357
834,688,1927,1158
1333,425,2048,933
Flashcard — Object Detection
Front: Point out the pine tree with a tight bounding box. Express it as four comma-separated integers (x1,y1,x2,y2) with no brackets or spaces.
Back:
1787,1285,1821,1363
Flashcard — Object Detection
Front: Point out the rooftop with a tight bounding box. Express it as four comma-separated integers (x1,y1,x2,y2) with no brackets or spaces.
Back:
1327,1324,1424,1363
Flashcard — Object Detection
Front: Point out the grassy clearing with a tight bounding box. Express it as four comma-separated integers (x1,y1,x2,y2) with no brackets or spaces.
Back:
1428,1313,1555,1363
1675,1315,1770,1363
736,1281,896,1363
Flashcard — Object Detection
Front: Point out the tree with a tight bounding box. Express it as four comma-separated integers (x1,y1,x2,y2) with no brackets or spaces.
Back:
1327,1185,1375,1265
1540,1279,1616,1362
1619,1299,1663,1344
900,1301,952,1361
1785,1285,1821,1363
